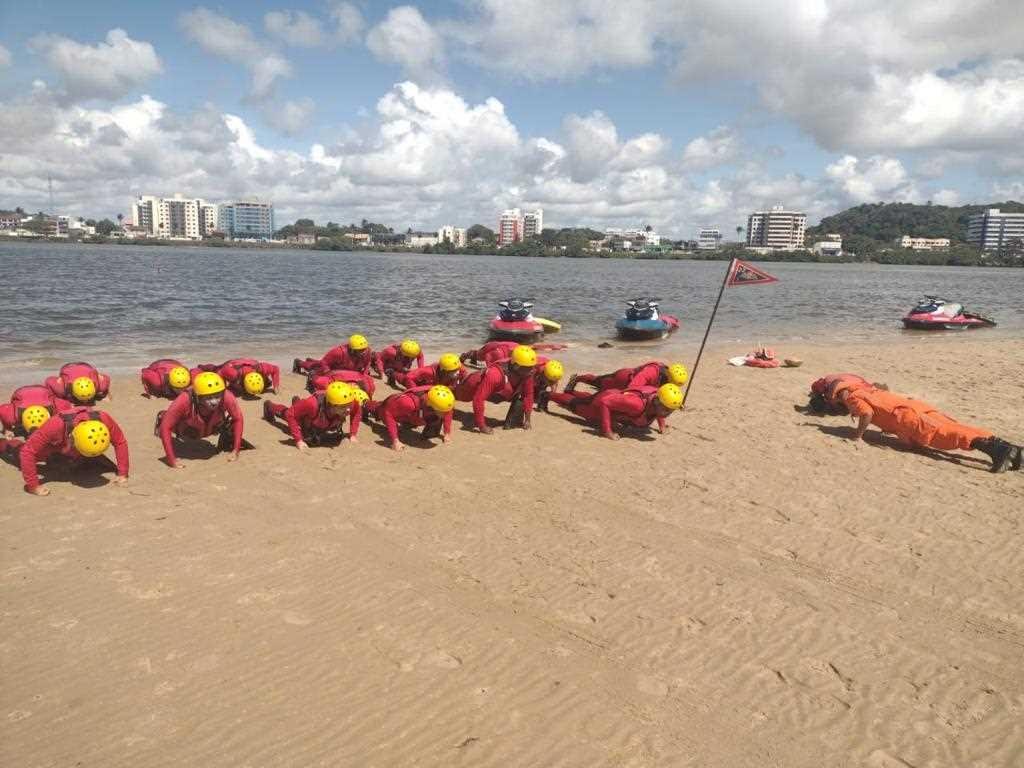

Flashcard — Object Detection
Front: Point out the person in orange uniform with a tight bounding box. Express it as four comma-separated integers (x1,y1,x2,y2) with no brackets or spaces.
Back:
392,353,467,390
544,384,684,440
293,334,374,376
368,385,455,451
44,362,111,404
807,373,874,415
832,380,1022,472
373,339,425,384
454,345,537,433
156,372,245,469
8,407,129,496
305,368,376,398
264,381,363,450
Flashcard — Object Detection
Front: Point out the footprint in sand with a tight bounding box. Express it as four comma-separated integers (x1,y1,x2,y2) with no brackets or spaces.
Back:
282,611,312,626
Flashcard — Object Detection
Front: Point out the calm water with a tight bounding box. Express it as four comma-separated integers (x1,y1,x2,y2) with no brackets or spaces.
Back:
1,241,1022,385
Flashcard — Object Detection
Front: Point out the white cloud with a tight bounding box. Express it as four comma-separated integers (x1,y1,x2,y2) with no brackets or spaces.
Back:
180,7,291,99
366,6,445,82
263,98,316,136
265,10,326,47
681,126,741,171
29,29,162,100
329,2,365,44
930,189,961,206
825,155,919,204
0,44,11,68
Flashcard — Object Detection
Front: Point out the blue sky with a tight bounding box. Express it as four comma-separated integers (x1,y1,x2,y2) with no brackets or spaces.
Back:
1,1,1021,235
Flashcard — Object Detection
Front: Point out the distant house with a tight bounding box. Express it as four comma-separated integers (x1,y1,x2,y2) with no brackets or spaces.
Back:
407,231,440,248
342,232,370,244
286,233,316,245
370,232,407,247
0,211,21,230
897,235,950,250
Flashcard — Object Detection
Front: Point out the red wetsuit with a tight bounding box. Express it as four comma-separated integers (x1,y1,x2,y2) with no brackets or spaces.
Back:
454,362,535,430
549,387,666,436
306,369,376,397
45,362,111,402
0,385,74,437
216,358,280,394
158,390,244,467
17,407,129,490
267,393,361,443
393,363,467,390
374,386,453,444
373,345,425,378
574,361,664,391
296,345,374,376
462,341,565,366
140,359,190,399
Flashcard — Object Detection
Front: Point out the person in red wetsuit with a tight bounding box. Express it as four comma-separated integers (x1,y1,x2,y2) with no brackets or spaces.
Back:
367,385,455,451
460,341,567,367
531,358,564,398
264,381,364,451
373,339,425,383
454,345,537,433
1,385,74,437
157,372,244,469
7,406,129,496
214,358,280,396
305,369,376,397
140,359,192,399
545,383,684,439
44,362,111,404
393,353,466,390
567,361,688,392
294,334,374,376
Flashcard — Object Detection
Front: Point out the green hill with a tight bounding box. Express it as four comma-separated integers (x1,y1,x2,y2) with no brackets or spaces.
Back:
806,201,1024,245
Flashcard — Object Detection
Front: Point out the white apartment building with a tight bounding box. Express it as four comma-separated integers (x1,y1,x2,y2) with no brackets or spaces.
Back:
132,194,208,240
966,209,1024,252
897,235,950,250
523,209,543,239
746,206,807,250
437,225,467,248
408,231,440,248
697,228,722,250
498,208,522,247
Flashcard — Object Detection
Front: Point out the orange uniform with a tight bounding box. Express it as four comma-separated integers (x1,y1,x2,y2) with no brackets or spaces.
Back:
841,387,991,451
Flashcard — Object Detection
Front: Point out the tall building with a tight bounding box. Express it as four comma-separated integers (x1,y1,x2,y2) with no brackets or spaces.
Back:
199,203,219,236
966,209,1024,252
498,208,522,247
219,200,275,239
131,195,159,234
697,228,722,250
746,206,806,250
437,225,467,248
132,194,208,239
523,209,543,239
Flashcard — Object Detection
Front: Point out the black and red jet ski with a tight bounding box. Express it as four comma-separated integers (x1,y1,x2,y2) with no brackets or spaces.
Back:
902,296,996,331
489,299,545,342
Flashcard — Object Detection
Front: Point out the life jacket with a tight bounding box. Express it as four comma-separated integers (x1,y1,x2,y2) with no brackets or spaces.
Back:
60,408,103,450
222,357,260,369
744,356,780,368
10,385,65,436
59,362,101,387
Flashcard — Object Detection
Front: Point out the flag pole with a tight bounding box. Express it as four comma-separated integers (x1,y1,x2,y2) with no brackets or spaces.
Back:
683,258,735,408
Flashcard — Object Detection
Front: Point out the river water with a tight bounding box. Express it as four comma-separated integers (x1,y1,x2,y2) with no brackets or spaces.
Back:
1,241,1021,385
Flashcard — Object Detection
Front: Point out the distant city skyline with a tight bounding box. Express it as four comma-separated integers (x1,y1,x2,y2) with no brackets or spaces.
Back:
0,1,1021,237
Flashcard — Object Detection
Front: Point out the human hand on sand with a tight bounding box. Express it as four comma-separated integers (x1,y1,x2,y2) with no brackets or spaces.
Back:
226,452,239,463
605,432,620,441
479,426,493,435
347,436,358,444
391,442,406,452
522,420,532,430
170,462,186,470
111,476,128,486
296,441,309,452
442,434,451,444
28,486,50,496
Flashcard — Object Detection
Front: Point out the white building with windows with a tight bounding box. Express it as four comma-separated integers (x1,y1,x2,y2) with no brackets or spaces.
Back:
498,208,522,247
523,209,543,239
437,225,467,248
746,206,806,250
897,236,950,250
697,228,722,250
408,231,440,248
966,209,1024,252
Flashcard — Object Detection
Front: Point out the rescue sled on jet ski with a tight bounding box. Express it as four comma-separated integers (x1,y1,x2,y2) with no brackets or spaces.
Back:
615,298,680,340
489,299,561,342
901,296,996,331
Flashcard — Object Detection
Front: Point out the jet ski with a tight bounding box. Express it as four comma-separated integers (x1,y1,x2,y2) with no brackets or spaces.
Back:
615,298,680,340
902,296,996,331
489,298,546,342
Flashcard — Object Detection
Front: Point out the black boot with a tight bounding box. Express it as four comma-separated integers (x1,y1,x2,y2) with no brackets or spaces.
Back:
565,374,579,393
536,389,550,413
292,358,302,374
263,401,275,423
972,437,1015,473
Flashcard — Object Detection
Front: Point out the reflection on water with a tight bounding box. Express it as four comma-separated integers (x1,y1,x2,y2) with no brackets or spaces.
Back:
1,241,1021,384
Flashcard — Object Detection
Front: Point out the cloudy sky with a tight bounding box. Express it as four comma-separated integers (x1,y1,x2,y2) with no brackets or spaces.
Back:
0,1,1021,236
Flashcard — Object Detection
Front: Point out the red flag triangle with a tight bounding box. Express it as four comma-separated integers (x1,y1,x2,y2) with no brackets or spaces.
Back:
727,259,778,287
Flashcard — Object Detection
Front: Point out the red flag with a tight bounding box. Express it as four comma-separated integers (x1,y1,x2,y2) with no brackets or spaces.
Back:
727,258,778,287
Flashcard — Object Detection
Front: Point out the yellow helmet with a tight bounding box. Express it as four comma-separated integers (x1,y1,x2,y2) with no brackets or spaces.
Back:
71,376,97,402
168,366,191,390
351,388,370,406
72,419,110,457
325,381,355,406
400,339,421,358
425,385,455,413
656,383,684,411
543,360,564,382
349,334,369,351
438,353,461,372
242,371,265,396
193,371,226,396
511,345,537,368
666,363,689,387
21,405,51,433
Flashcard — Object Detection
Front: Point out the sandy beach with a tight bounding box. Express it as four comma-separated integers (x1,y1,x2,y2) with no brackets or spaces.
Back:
2,336,1022,767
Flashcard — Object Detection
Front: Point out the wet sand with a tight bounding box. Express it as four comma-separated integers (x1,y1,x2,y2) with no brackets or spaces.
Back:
2,337,1023,767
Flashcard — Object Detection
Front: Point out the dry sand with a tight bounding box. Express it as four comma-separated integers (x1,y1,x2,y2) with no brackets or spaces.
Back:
2,336,1022,767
